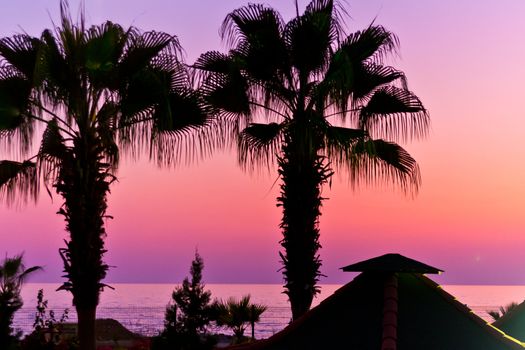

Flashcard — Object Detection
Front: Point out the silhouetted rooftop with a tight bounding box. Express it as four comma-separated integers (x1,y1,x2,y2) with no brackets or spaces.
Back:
493,300,525,342
227,254,523,350
341,253,443,274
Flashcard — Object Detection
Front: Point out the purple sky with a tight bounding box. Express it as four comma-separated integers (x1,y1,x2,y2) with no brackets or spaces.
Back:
2,1,525,285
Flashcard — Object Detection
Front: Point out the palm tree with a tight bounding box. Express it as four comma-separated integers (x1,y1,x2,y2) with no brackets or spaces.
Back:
488,302,519,321
0,254,41,347
214,295,266,341
248,302,267,340
0,2,209,349
194,0,428,320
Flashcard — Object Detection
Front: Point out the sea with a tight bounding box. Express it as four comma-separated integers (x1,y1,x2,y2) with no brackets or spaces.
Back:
13,283,525,339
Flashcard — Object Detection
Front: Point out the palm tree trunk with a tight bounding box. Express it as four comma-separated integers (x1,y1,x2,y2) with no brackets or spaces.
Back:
56,135,111,350
278,133,330,320
77,308,96,350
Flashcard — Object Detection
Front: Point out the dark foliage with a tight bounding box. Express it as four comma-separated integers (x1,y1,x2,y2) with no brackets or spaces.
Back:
0,254,41,349
153,252,215,350
21,289,72,350
195,0,428,319
213,295,266,341
0,2,210,349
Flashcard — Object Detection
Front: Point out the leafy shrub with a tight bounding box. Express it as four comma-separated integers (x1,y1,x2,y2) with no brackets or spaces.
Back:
0,254,41,349
213,295,266,341
153,252,215,350
21,289,74,350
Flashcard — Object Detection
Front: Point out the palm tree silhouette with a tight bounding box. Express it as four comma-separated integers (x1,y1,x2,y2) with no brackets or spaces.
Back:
488,302,519,321
248,302,267,340
0,254,41,347
214,295,266,341
0,2,209,349
195,0,428,320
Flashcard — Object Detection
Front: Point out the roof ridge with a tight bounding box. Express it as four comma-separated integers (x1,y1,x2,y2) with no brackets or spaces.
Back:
381,273,398,350
413,274,524,349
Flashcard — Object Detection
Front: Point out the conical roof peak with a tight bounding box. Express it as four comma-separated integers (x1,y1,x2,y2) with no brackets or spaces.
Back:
341,253,443,274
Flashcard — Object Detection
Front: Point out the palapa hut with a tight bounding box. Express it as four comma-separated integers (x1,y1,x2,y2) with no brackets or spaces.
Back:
493,300,525,343
229,254,523,350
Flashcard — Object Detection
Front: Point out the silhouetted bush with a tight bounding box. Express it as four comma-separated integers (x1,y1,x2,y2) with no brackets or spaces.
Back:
213,295,266,341
21,289,74,350
0,254,41,349
488,302,519,321
152,252,216,350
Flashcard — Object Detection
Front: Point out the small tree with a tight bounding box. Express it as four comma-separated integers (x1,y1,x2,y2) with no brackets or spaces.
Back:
21,289,71,349
214,295,266,341
0,254,41,348
248,303,267,340
156,252,214,350
29,289,70,348
171,252,213,334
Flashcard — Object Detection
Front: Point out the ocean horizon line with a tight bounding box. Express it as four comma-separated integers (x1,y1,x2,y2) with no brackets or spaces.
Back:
24,282,525,286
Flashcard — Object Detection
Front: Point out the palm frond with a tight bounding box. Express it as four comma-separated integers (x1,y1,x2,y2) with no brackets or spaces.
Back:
122,87,213,166
284,0,339,76
39,119,67,160
118,66,172,124
193,51,237,75
119,30,181,80
96,101,119,167
323,125,366,166
1,254,25,277
339,25,399,64
220,4,284,50
200,63,251,116
0,34,42,82
38,119,68,185
38,29,72,111
218,4,291,121
360,86,429,141
304,0,347,32
85,21,127,90
195,52,291,123
0,160,38,205
150,123,219,168
351,64,407,100
316,26,403,114
0,76,34,154
238,122,284,171
214,294,265,338
152,90,210,134
349,139,421,194
56,0,85,61
18,264,43,280
193,52,248,110
0,253,41,325
323,63,407,116
221,4,287,82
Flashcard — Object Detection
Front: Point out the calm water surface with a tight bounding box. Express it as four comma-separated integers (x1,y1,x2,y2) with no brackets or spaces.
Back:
14,283,525,338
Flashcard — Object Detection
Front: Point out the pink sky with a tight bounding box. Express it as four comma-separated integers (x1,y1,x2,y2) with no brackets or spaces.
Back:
1,0,525,285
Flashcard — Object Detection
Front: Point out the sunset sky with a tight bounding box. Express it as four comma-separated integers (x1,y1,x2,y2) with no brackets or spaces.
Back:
1,0,525,285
